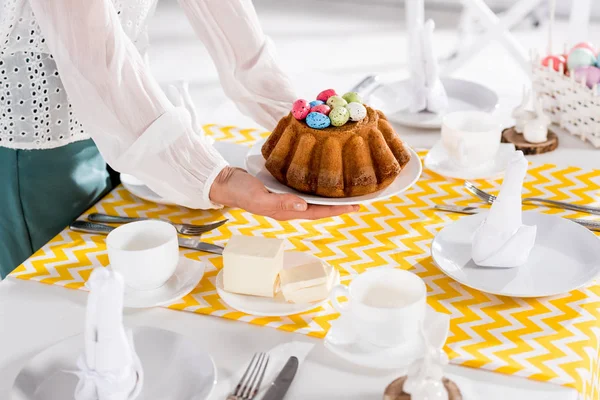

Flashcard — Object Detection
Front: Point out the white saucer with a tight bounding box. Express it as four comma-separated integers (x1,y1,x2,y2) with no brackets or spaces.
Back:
120,256,205,308
424,141,516,180
245,138,422,206
364,77,499,129
431,211,600,298
216,252,340,317
324,308,450,370
11,326,217,400
120,142,249,205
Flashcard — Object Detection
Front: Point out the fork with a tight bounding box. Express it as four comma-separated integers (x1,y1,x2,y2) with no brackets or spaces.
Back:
227,353,269,400
87,213,228,236
464,181,600,216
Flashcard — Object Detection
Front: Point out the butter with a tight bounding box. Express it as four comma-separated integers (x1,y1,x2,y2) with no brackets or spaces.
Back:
280,261,335,303
223,235,284,297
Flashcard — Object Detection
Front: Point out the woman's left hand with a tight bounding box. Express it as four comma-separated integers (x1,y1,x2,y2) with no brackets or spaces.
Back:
209,167,359,221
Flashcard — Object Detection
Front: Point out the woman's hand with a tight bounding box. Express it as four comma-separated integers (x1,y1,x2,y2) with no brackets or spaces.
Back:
210,167,359,221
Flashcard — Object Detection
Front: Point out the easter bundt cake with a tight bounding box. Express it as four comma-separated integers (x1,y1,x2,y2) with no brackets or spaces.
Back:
261,89,411,198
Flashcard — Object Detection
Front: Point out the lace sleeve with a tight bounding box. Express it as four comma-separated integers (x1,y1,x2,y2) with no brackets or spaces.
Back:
28,0,228,209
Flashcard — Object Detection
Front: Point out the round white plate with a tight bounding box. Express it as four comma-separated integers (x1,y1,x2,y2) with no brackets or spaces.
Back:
120,142,249,205
216,252,339,317
365,78,499,129
431,211,600,298
424,141,516,180
245,139,422,206
120,173,172,205
324,308,450,370
121,256,205,308
11,327,217,400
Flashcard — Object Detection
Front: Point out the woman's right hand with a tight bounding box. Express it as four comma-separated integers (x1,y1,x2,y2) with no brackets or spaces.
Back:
209,167,359,221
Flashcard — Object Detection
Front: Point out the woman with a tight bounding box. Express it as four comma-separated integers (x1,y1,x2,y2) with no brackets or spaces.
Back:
0,0,357,278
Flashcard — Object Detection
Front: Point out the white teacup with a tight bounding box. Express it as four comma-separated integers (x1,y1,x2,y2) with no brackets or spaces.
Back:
107,220,179,290
441,111,502,169
330,268,427,348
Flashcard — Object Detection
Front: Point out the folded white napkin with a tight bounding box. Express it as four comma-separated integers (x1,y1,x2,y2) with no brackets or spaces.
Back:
74,269,143,400
408,19,448,114
471,151,537,268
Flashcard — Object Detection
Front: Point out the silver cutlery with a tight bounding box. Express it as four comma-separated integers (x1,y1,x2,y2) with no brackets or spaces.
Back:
261,356,299,400
88,213,227,236
464,181,600,215
69,221,224,255
433,204,600,232
227,353,270,400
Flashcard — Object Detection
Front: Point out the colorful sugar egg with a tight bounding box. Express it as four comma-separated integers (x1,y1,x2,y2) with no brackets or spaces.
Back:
306,112,331,129
309,100,324,108
541,54,567,72
310,104,331,116
329,106,350,127
346,102,367,121
342,91,363,104
574,66,600,89
573,42,597,55
326,95,347,109
292,99,311,120
567,48,596,71
317,89,337,103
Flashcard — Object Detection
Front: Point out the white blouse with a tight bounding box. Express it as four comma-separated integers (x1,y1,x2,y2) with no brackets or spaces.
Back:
0,0,296,209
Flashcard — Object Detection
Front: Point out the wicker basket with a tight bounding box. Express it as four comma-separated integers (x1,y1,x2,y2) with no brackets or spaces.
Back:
531,53,600,148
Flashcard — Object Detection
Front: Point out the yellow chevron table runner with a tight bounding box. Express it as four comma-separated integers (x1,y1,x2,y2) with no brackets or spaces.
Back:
10,125,600,398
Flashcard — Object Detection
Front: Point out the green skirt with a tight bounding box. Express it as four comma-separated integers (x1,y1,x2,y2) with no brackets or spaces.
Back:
0,140,112,278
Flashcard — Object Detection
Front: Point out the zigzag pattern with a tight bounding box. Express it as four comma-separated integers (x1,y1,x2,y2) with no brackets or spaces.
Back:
10,125,600,399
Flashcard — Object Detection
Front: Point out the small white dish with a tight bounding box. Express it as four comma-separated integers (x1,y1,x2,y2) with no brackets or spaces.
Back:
364,77,499,129
431,211,600,297
114,256,204,308
11,326,217,400
324,308,450,370
425,141,516,180
216,252,340,317
245,139,422,206
121,142,249,205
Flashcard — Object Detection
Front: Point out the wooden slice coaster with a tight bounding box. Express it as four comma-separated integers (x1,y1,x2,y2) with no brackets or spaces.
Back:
501,126,558,155
383,376,463,400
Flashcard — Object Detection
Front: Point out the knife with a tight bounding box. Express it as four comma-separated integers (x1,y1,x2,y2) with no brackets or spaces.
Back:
69,220,224,255
434,204,600,232
261,356,299,400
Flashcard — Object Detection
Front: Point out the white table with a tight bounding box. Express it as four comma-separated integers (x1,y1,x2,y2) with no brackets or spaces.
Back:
0,278,580,399
1,2,596,398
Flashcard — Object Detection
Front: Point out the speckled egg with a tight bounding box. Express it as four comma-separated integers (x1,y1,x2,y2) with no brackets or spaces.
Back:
567,48,596,71
345,102,367,121
310,104,331,116
329,106,350,127
292,99,311,120
326,95,347,109
342,91,363,104
309,100,324,108
316,89,337,103
306,112,331,129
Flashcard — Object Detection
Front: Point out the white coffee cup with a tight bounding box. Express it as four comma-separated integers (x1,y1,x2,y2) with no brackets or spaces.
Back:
441,111,502,169
107,220,179,290
330,268,427,348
